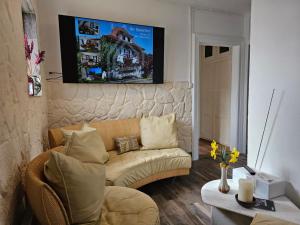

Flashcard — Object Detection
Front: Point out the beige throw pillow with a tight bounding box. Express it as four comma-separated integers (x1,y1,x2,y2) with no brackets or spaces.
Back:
140,113,178,150
65,130,109,164
44,151,105,225
61,123,96,145
114,136,140,154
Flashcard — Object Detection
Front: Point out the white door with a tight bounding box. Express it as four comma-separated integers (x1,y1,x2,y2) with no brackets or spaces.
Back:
200,46,232,146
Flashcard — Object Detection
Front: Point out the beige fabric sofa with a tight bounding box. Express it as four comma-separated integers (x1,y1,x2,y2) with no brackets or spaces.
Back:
250,214,299,225
25,149,160,225
48,118,192,189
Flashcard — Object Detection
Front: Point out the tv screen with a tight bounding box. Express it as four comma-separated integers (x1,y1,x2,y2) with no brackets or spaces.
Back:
58,15,164,84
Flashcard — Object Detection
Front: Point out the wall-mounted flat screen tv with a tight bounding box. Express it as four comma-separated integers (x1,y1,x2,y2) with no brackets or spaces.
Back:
58,15,164,84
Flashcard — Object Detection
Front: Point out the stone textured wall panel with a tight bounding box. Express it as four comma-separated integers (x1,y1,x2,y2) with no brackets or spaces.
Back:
47,81,192,152
0,0,48,224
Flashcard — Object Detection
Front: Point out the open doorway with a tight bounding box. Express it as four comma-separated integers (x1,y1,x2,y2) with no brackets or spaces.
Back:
199,45,232,156
191,34,249,161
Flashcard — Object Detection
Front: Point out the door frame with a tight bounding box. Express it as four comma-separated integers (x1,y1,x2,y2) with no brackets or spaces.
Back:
191,33,249,160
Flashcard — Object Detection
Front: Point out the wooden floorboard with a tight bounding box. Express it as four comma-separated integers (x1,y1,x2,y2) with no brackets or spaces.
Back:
199,139,212,156
139,154,247,225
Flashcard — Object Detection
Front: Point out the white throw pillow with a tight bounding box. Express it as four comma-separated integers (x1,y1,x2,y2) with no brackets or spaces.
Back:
61,123,95,145
140,113,178,150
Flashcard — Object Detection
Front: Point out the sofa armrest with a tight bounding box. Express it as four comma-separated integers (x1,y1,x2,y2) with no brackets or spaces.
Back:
251,213,298,225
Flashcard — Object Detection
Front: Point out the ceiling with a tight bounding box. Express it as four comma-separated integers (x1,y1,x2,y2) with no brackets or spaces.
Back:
160,0,251,15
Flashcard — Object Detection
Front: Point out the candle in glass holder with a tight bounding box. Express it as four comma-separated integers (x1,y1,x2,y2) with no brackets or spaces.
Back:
238,179,254,202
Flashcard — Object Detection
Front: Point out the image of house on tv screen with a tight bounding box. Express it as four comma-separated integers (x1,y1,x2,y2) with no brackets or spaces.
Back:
75,18,154,83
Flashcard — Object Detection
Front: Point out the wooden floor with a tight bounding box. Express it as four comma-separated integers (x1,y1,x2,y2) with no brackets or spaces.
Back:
139,154,247,225
199,139,212,156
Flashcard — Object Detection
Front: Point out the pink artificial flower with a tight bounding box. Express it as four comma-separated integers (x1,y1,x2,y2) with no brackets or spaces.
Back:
30,40,34,54
24,34,34,60
35,51,45,65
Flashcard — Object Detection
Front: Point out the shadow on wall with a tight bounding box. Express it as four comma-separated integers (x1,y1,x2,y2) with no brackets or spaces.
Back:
286,183,300,209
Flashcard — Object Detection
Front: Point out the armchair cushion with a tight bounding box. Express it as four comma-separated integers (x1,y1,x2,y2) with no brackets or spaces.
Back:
100,186,160,225
44,151,105,224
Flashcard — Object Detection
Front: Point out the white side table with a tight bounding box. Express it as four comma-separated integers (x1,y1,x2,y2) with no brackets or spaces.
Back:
201,179,300,225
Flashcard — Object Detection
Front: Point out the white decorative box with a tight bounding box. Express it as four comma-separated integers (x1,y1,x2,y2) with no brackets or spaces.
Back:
232,167,286,199
255,172,286,199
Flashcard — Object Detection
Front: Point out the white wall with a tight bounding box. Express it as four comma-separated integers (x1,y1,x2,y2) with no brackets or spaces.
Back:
249,0,300,207
37,0,191,81
192,9,244,38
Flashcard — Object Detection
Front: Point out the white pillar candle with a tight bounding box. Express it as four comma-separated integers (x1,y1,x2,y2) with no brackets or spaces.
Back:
238,179,254,203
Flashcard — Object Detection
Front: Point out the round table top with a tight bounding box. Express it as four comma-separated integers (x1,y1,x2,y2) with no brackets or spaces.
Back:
201,179,300,224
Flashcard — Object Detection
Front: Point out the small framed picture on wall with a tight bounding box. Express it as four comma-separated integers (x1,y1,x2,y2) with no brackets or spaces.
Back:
22,0,45,96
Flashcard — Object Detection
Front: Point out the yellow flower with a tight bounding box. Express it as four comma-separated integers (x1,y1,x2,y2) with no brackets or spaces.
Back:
210,140,218,160
211,140,218,151
229,156,238,163
210,148,217,160
229,147,240,163
232,148,240,157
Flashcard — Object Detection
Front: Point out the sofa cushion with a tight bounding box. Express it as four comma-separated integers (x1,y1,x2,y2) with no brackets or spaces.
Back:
65,130,109,164
44,151,105,225
140,113,178,150
114,136,140,154
250,214,298,225
61,123,96,145
105,148,191,187
100,186,160,225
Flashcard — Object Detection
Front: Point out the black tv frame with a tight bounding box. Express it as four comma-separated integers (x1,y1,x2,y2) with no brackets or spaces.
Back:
58,15,164,84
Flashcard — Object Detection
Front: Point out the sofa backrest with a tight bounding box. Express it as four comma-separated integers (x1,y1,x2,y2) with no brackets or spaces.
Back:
25,147,69,225
48,118,141,151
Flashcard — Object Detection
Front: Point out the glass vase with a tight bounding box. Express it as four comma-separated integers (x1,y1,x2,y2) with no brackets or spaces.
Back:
218,164,230,193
